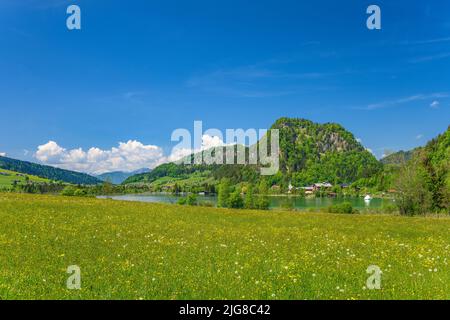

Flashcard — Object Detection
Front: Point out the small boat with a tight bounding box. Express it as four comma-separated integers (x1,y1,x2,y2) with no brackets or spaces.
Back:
364,195,372,201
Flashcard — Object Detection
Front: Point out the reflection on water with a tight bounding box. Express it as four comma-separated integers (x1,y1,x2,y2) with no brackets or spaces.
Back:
98,193,392,210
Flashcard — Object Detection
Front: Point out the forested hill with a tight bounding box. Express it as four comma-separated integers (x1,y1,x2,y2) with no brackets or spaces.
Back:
422,125,449,169
395,126,450,213
0,156,102,185
124,117,382,187
271,118,381,185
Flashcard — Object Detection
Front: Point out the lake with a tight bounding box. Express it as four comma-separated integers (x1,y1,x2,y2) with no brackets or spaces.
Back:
98,193,392,210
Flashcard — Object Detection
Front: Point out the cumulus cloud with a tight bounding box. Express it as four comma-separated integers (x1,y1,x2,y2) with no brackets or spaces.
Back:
35,140,165,175
0,152,6,157
35,135,227,174
168,135,227,162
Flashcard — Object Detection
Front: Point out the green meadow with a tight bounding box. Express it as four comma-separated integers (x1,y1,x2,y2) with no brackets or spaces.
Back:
0,169,49,188
0,193,448,300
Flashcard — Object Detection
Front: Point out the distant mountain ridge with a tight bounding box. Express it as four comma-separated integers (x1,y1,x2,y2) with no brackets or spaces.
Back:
380,150,417,166
0,156,101,185
96,168,151,184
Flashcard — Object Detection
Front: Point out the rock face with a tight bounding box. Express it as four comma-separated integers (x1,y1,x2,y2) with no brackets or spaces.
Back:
270,118,381,184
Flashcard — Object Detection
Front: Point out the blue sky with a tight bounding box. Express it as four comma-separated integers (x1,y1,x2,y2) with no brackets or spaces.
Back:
0,0,449,173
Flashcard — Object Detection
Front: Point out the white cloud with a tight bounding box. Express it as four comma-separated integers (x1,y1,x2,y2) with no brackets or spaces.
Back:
201,134,225,149
363,93,448,110
0,152,6,157
416,134,424,140
35,140,165,175
35,141,65,162
168,135,227,162
34,135,227,174
430,100,440,108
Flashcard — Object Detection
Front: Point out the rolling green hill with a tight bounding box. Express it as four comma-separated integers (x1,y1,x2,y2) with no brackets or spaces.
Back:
0,156,102,185
124,118,382,189
0,168,50,188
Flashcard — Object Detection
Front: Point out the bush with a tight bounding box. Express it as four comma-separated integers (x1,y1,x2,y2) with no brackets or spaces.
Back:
256,196,270,210
218,178,231,208
394,158,433,216
61,186,76,196
228,190,244,209
176,194,198,206
327,202,355,214
73,188,87,197
186,194,198,206
244,185,255,209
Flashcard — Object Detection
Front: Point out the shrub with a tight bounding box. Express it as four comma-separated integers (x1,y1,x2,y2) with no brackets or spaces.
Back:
394,158,433,216
73,188,87,197
218,178,231,208
256,196,270,210
177,197,187,205
61,186,76,196
327,202,355,214
186,194,198,206
228,190,244,209
244,185,255,209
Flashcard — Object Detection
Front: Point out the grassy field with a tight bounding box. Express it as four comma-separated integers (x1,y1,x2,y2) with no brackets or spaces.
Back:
0,193,448,300
0,169,49,188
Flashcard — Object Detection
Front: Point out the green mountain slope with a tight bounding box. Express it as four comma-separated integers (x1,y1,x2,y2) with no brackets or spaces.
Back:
391,125,450,214
424,126,450,169
0,168,50,188
124,118,382,188
419,125,450,211
271,118,381,185
0,156,101,185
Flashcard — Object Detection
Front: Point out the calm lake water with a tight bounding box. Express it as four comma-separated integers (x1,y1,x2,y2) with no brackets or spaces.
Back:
98,193,392,210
